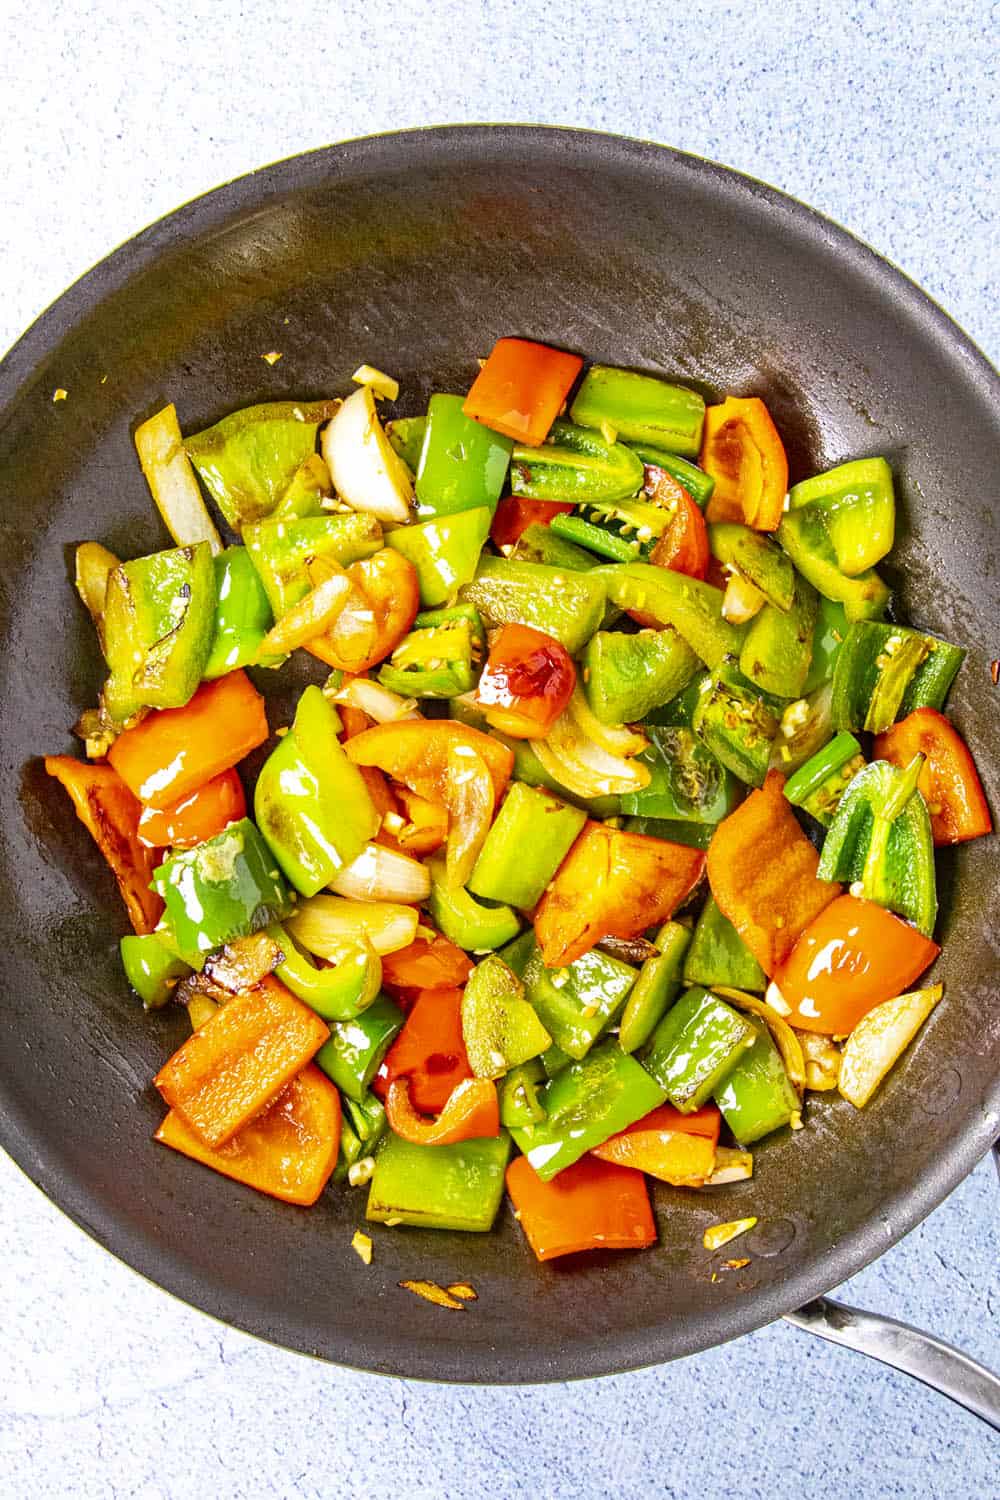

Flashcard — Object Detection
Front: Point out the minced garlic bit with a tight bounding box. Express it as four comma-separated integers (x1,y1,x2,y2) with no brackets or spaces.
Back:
348,1156,376,1188
724,1257,751,1270
262,351,283,365
398,1280,466,1311
703,1216,758,1251
446,1283,478,1302
352,365,400,401
351,1230,373,1265
52,388,68,402
849,880,865,898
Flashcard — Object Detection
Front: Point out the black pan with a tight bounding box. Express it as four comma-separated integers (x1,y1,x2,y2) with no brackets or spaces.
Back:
1,127,997,1383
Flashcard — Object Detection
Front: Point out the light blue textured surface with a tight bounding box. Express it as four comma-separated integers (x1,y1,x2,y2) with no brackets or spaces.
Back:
1,1,997,1496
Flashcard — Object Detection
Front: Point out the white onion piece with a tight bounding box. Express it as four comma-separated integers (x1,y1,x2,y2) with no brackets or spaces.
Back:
332,676,422,723
322,384,413,524
136,404,222,553
329,843,430,904
288,894,419,957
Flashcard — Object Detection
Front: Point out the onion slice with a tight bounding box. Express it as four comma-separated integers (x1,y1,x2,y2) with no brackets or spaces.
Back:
331,676,422,723
444,742,494,888
288,894,419,957
135,403,222,553
329,842,431,904
322,384,413,524
257,570,351,656
838,984,943,1108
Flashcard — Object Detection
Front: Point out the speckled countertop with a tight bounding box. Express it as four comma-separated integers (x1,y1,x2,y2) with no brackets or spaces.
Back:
1,1,997,1496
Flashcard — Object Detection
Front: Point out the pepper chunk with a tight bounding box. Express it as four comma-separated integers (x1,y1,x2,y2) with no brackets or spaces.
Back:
270,923,381,1022
709,522,795,611
156,1063,341,1206
648,473,710,579
511,1040,665,1180
571,365,706,457
204,546,281,679
787,457,895,576
414,393,514,517
427,857,522,951
459,556,607,654
620,674,740,826
461,954,552,1078
701,396,788,531
184,400,339,529
692,657,785,789
108,670,269,809
533,821,705,969
583,628,699,726
713,1015,801,1144
378,603,485,700
386,507,492,608
137,768,246,850
510,420,645,505
380,932,474,1002
102,542,217,720
367,1131,511,1231
375,987,473,1115
618,922,691,1053
774,894,940,1035
385,1075,500,1145
643,987,755,1112
591,1111,718,1185
44,756,164,934
777,507,890,622
874,708,992,846
739,576,819,701
120,933,190,1008
463,338,583,447
684,895,767,993
468,783,586,910
316,993,405,1101
593,563,743,669
154,977,329,1146
706,770,841,976
522,940,637,1060
506,1153,656,1260
476,623,577,739
830,621,965,733
243,512,383,618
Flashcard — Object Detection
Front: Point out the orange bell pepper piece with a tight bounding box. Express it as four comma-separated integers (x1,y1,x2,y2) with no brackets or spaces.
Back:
155,1063,341,1206
532,821,705,968
874,708,993,847
337,703,372,740
45,756,164,934
592,1103,719,1185
702,396,788,531
774,895,940,1036
506,1154,656,1261
386,1075,499,1146
706,770,841,977
137,767,246,849
154,976,329,1147
463,337,584,447
381,932,474,1000
647,470,709,579
108,670,269,809
305,549,419,673
392,786,449,857
490,496,575,549
373,986,473,1114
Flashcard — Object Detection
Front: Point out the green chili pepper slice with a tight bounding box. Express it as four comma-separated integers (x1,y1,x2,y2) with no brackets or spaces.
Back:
570,366,706,457
618,921,691,1054
622,816,716,850
709,523,795,612
549,512,640,562
802,596,849,695
830,622,965,732
510,522,596,571
783,731,865,826
510,420,645,505
692,657,785,788
366,1132,511,1232
625,443,715,508
378,603,484,699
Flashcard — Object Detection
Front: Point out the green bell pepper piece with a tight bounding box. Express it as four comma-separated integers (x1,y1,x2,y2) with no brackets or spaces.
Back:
816,756,937,935
642,986,755,1112
570,367,706,457
783,731,865,827
511,1040,665,1180
830,621,965,733
683,896,766,993
788,457,895,576
461,954,553,1078
333,1115,363,1183
541,1043,574,1078
204,545,282,679
150,818,292,969
270,922,379,1021
593,563,743,669
427,857,521,950
802,596,849,695
549,511,641,562
366,1132,511,1231
272,453,331,520
498,1058,548,1127
184,400,338,529
709,523,795,612
583,628,699,725
714,1015,800,1145
510,420,644,505
625,442,715,508
386,506,491,607
385,415,427,474
120,934,191,1010
618,921,691,1053
255,685,379,896
468,783,586,910
459,556,607,654
622,816,716,849
497,929,538,979
522,941,637,1060
692,657,785,788
414,394,513,518
739,575,819,700
103,543,217,720
244,512,383,617
511,521,596,571
777,507,890,621
621,723,739,822
377,603,484,699
315,993,404,1102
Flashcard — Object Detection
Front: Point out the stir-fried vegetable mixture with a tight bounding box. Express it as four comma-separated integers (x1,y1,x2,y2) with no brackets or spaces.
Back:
47,341,992,1259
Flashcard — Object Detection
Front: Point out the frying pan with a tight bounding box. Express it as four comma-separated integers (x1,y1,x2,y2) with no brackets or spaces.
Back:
1,127,998,1389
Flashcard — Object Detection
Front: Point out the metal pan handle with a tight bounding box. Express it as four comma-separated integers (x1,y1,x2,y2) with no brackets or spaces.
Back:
784,1143,1000,1431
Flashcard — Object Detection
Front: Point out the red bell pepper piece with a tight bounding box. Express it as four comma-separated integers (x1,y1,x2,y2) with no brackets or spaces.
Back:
156,1063,341,1206
154,976,329,1147
108,670,269,809
373,986,473,1115
774,894,940,1036
45,756,164,934
591,1103,719,1184
385,1075,499,1146
463,338,583,447
137,768,246,849
506,1154,656,1261
490,496,575,550
533,821,705,968
706,770,841,976
647,470,710,579
702,396,788,532
874,708,992,847
381,932,474,1002
475,622,577,739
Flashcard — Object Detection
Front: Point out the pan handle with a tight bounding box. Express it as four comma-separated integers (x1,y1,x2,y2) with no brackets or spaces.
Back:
785,1143,1000,1431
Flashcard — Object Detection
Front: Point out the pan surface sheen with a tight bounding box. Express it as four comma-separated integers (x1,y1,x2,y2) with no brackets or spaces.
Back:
0,127,997,1383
